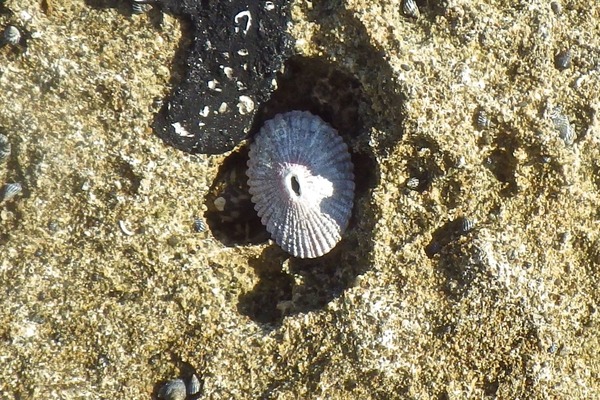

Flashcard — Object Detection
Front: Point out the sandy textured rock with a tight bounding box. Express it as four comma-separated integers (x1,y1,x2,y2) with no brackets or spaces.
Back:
0,0,598,398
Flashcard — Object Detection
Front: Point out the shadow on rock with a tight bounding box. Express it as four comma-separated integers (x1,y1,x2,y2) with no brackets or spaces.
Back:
237,229,370,326
221,3,407,325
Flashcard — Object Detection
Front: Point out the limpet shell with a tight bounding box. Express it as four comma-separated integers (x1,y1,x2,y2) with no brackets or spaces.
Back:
3,25,20,45
247,111,355,258
2,182,22,201
475,110,491,129
187,373,201,395
158,379,186,400
402,0,420,18
131,0,151,14
548,106,575,145
0,134,10,162
554,49,572,71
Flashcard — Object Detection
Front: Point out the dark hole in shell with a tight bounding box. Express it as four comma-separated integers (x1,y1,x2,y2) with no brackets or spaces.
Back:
290,175,301,196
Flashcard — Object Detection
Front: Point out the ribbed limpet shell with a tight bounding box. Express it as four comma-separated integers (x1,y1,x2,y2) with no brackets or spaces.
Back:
247,111,355,258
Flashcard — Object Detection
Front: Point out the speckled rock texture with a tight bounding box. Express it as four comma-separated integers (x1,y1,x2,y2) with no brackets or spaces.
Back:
0,0,598,399
152,0,294,154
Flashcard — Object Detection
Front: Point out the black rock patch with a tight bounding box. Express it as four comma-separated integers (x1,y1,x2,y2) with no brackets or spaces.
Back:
153,0,294,154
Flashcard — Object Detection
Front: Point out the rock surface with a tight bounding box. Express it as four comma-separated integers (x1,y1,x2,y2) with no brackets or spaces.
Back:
152,0,294,154
0,0,598,398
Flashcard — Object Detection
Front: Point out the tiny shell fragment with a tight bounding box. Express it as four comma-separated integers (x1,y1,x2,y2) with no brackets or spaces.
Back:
118,220,135,236
402,0,420,18
461,217,476,233
193,217,206,233
0,134,10,162
187,374,201,395
548,107,575,145
406,177,420,190
476,110,491,129
1,183,22,201
131,0,151,14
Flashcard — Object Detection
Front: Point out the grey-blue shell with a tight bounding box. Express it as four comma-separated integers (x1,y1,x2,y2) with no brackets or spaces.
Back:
247,111,355,258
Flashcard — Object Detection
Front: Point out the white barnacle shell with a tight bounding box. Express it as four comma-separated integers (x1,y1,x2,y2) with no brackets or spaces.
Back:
247,111,355,258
